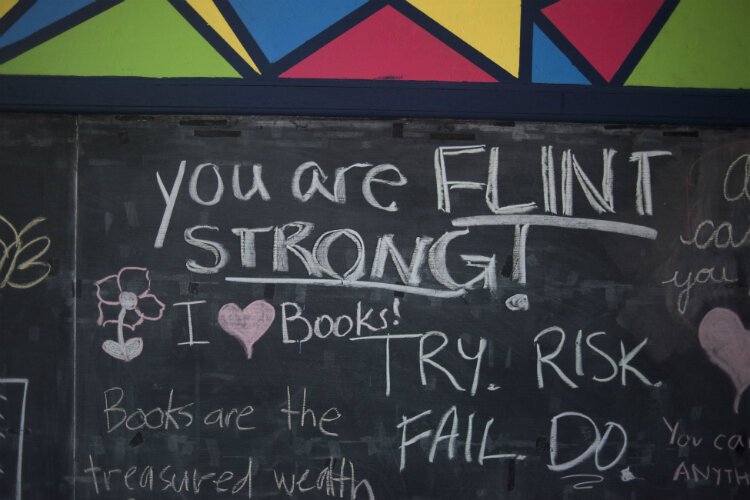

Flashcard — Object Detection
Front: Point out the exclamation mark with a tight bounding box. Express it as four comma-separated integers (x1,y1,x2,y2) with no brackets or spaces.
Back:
392,298,401,326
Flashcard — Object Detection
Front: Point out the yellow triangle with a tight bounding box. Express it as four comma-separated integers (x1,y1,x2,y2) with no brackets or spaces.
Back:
0,0,19,20
185,0,260,74
407,0,521,77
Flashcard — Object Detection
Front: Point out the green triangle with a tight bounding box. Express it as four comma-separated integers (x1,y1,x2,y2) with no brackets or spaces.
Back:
0,0,241,77
626,0,750,89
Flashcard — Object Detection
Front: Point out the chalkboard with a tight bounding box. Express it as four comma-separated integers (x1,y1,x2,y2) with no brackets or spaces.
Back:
0,114,75,499
4,114,750,499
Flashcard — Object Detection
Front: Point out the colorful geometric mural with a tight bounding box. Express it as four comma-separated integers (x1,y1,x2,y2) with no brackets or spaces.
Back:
541,0,665,82
0,0,97,48
0,0,20,21
185,0,260,74
280,6,496,82
225,0,368,63
0,0,746,90
626,0,750,89
406,0,521,77
531,25,589,85
0,0,240,77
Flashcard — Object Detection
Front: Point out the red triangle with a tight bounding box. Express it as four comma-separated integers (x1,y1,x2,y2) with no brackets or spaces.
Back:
280,6,496,82
542,0,663,81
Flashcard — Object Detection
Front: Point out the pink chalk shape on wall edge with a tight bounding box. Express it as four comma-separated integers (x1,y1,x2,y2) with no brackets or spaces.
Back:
699,307,750,413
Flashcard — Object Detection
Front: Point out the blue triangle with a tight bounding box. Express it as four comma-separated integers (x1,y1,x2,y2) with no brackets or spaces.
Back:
532,25,590,85
0,0,96,48
228,0,367,62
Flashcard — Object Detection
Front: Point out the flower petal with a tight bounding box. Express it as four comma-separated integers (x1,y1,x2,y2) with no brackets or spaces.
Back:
97,301,122,328
122,309,144,330
95,273,121,304
136,293,165,322
117,267,151,295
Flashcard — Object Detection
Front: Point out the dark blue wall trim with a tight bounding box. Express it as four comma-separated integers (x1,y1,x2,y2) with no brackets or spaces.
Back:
0,76,748,125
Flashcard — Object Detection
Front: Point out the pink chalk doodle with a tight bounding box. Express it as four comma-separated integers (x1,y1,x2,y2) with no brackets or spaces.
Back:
95,267,165,362
699,307,750,413
218,301,275,359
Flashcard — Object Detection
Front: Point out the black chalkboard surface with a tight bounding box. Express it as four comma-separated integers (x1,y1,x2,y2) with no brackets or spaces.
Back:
5,114,750,499
0,115,75,499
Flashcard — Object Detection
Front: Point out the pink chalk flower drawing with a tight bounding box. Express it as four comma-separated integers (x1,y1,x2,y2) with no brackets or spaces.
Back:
95,267,165,362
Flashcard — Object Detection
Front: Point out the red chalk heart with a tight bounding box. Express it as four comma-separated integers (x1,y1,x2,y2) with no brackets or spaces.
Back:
218,301,275,359
699,308,750,413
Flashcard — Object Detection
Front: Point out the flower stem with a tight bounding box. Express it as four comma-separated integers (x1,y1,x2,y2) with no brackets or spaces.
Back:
116,307,127,347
